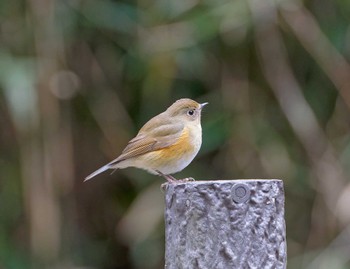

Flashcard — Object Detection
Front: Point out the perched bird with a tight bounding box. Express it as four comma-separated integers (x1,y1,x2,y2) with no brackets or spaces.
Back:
85,98,208,183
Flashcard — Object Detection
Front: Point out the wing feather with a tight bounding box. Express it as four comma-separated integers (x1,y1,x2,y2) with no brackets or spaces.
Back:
108,121,184,165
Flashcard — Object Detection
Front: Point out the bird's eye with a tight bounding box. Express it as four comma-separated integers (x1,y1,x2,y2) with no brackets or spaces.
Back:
187,109,195,116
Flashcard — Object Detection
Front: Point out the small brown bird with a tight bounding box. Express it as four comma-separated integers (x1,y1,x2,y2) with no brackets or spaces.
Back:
85,98,208,183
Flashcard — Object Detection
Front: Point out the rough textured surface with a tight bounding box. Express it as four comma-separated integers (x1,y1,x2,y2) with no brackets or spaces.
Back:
164,180,286,269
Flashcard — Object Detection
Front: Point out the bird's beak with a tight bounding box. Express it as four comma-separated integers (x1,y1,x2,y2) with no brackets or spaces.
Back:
200,102,208,109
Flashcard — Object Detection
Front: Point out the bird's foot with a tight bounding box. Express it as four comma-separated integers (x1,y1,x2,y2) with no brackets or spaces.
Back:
178,177,195,182
156,170,195,191
160,182,168,192
160,178,195,191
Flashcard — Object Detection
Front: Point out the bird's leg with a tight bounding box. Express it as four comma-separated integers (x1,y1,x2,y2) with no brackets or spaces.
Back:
156,170,176,183
156,170,177,191
156,170,195,184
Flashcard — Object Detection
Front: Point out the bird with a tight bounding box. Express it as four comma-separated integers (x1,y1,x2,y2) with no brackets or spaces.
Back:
84,98,208,183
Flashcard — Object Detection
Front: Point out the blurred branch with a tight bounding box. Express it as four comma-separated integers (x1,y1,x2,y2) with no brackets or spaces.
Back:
86,45,134,154
280,4,350,111
22,0,76,263
248,0,346,221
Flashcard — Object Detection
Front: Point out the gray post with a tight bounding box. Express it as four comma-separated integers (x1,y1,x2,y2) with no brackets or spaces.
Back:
164,180,286,269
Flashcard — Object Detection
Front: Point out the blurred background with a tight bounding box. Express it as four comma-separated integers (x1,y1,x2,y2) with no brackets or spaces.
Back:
1,0,350,268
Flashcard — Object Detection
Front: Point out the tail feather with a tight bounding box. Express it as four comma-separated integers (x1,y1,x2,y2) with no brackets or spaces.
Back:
84,164,111,182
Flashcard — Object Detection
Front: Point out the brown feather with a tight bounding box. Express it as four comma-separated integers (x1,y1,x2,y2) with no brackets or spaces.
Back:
108,121,184,165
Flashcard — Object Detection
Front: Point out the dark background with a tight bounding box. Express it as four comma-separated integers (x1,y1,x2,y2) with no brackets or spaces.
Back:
1,0,350,268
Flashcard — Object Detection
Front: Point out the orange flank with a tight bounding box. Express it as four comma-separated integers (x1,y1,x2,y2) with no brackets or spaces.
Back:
136,127,196,172
154,127,194,161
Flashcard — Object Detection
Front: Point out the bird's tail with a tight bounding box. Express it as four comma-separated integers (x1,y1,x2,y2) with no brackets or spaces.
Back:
84,164,112,182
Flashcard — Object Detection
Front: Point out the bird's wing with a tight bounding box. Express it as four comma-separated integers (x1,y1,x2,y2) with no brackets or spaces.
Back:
109,122,184,165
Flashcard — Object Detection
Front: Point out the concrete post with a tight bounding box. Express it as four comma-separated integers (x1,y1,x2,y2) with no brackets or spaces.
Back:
164,180,286,269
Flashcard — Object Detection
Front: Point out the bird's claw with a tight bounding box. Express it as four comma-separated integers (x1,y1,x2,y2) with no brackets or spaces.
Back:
160,177,195,192
160,182,168,192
